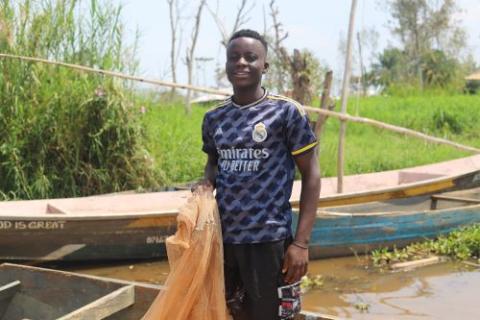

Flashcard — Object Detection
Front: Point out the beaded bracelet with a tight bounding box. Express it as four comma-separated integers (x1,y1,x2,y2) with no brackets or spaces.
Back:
292,241,309,250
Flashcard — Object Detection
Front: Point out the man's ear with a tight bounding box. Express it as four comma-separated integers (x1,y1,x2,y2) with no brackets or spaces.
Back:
263,62,269,73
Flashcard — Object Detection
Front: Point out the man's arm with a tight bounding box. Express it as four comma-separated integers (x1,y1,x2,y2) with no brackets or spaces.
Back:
283,148,321,284
204,153,218,188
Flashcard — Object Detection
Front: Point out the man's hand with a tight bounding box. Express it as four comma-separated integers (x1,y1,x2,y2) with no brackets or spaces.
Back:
191,179,214,194
282,244,308,284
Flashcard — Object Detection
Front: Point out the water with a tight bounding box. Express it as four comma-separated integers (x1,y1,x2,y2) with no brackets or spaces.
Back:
64,256,480,319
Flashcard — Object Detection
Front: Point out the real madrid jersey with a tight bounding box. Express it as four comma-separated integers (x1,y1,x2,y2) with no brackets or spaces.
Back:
201,90,317,244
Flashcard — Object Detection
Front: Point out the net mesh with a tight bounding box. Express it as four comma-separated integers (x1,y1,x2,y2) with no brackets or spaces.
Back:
143,188,229,320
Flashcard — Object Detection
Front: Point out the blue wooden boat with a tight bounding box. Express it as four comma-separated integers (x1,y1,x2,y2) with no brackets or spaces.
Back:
305,187,480,259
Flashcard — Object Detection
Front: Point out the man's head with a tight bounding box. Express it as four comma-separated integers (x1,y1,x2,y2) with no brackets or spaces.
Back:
226,29,269,91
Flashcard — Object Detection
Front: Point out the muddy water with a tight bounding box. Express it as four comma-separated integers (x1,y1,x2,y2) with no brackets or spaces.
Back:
64,256,480,319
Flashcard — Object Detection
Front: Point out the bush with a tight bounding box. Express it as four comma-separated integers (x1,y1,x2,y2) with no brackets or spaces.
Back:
0,0,157,199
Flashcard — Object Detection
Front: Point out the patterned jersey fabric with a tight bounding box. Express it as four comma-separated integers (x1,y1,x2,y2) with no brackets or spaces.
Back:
202,90,317,244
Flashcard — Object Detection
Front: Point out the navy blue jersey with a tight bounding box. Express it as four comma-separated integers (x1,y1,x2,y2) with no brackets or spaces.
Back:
202,90,317,244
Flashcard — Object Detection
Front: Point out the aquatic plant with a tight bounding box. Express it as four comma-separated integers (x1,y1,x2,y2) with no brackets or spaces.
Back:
300,274,324,293
371,224,480,267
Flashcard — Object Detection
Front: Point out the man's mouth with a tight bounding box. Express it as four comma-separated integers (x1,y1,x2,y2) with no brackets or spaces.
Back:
233,71,249,77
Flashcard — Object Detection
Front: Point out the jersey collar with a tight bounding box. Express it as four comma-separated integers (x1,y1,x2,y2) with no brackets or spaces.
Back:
231,88,268,109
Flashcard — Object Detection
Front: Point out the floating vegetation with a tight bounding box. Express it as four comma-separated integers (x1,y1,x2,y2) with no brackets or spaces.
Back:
300,274,324,293
371,224,480,268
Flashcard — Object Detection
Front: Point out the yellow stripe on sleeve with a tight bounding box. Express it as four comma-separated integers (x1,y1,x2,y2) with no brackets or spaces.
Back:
267,94,306,116
291,141,318,156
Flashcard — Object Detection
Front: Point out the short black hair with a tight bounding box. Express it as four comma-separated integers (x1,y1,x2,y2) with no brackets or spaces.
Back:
228,29,268,54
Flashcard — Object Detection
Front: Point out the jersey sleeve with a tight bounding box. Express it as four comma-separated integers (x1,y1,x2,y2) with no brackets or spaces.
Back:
201,112,216,155
285,102,317,156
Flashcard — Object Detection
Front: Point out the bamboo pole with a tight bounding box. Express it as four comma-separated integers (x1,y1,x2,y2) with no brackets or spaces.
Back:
303,106,480,153
0,53,230,96
1,53,478,154
337,0,358,193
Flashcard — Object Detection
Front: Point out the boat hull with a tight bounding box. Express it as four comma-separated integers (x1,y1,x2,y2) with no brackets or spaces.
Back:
0,157,479,261
0,215,176,261
306,192,480,259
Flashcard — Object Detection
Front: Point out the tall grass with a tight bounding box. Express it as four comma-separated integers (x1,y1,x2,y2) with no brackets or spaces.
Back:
0,0,156,199
142,94,480,184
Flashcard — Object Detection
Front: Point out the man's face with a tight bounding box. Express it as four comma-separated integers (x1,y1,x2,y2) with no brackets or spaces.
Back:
226,37,268,90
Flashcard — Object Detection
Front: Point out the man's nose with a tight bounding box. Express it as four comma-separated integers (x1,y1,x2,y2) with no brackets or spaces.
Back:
236,56,247,66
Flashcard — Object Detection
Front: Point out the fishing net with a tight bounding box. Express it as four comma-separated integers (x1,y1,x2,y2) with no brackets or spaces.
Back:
143,187,229,320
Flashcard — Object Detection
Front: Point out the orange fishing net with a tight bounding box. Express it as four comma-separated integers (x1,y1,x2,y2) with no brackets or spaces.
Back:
143,188,229,320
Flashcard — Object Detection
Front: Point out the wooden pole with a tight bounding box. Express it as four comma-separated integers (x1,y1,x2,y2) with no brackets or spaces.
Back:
0,53,230,96
303,106,480,154
1,53,478,154
337,0,358,193
314,71,333,158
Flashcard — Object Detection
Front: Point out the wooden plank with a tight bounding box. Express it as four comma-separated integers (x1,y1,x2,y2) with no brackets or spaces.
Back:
0,280,21,301
391,256,441,271
462,261,480,268
57,285,134,320
431,195,480,204
296,311,342,320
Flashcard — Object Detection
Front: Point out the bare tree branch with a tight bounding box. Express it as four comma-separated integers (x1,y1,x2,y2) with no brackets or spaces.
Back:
207,0,255,47
185,0,207,113
167,0,179,93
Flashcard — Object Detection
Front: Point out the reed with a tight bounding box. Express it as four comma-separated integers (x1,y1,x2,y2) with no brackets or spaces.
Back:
0,0,156,199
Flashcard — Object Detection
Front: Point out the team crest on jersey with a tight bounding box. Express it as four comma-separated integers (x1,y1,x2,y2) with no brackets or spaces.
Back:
252,122,268,142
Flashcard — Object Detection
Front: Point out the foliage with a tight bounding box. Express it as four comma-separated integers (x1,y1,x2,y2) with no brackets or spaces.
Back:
384,0,466,59
371,224,480,267
300,274,324,293
141,94,480,185
421,50,459,87
377,0,468,90
372,47,466,91
141,99,207,186
0,0,156,199
264,48,326,101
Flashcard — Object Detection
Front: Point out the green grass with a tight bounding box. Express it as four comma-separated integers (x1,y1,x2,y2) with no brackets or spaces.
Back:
142,93,480,185
141,100,209,186
0,0,157,199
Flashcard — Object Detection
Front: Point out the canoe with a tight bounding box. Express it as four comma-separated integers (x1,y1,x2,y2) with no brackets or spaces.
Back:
0,155,479,261
0,263,338,320
306,186,480,259
0,263,158,320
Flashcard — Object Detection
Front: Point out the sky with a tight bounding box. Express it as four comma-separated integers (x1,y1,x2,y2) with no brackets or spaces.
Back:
113,0,480,92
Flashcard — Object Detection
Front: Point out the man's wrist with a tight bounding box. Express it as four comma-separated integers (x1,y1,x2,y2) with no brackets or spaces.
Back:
292,240,309,250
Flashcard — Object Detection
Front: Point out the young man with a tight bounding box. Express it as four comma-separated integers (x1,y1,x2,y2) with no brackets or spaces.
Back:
200,29,320,320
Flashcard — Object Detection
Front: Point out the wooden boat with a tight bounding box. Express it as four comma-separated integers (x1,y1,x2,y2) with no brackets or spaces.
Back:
0,263,338,320
306,186,480,259
0,155,479,261
0,263,158,320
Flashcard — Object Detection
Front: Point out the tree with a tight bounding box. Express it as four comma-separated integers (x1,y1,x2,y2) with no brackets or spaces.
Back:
267,0,289,94
166,0,183,95
207,0,254,47
383,0,466,87
372,47,409,86
421,49,458,87
184,0,206,114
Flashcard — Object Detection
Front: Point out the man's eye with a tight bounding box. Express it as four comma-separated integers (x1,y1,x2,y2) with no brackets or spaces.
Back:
227,55,239,61
245,54,257,62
